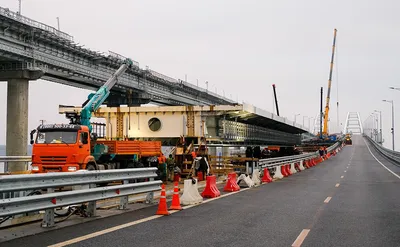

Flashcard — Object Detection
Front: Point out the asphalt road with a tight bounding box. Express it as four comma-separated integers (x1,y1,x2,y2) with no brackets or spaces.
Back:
1,135,399,247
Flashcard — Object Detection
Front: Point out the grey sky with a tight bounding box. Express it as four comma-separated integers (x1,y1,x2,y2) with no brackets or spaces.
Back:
1,0,400,149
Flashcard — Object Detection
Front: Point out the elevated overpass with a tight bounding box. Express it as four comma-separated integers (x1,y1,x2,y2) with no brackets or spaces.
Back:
0,5,313,168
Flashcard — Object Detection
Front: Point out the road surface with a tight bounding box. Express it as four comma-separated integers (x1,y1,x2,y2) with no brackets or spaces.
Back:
1,135,399,247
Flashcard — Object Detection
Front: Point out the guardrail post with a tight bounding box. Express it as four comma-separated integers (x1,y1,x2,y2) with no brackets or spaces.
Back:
4,161,8,173
145,178,155,204
41,188,55,228
86,184,97,217
119,180,129,210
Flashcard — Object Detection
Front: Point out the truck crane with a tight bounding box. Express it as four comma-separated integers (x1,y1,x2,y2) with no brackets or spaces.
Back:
322,28,337,141
29,58,163,173
66,58,134,132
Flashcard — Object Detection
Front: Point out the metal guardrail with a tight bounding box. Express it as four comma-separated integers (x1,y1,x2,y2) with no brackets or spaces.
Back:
0,156,32,173
0,168,161,227
0,7,74,41
364,135,400,165
258,142,340,168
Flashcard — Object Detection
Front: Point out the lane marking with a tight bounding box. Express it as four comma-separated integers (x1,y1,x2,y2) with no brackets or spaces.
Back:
292,229,310,247
363,138,400,180
48,188,251,247
47,215,163,247
341,176,344,178
335,183,340,187
324,197,332,203
344,170,347,173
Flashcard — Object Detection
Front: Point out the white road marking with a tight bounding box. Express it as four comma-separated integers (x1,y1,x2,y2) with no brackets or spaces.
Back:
341,176,344,178
48,188,251,247
363,138,400,180
335,183,340,187
324,197,332,203
344,170,347,173
47,215,164,247
292,229,311,247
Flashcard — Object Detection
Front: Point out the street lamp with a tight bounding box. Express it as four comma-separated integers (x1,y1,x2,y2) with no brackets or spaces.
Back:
294,114,300,123
383,99,395,151
371,113,379,142
309,117,314,132
303,116,308,128
374,110,382,144
389,87,400,91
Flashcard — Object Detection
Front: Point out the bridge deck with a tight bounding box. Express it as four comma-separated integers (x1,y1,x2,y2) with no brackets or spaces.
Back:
2,135,399,246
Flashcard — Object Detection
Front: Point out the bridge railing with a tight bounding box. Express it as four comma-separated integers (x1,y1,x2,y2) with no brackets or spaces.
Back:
0,168,161,227
0,156,32,173
0,7,74,41
258,142,340,168
364,135,400,164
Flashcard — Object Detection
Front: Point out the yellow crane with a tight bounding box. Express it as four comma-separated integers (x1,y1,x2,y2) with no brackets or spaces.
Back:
322,28,337,137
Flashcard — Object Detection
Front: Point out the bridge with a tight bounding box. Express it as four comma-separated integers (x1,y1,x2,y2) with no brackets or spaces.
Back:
1,132,399,246
0,6,311,165
1,4,400,247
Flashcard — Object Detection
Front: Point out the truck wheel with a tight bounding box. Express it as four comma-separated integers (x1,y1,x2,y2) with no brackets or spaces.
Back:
86,163,96,171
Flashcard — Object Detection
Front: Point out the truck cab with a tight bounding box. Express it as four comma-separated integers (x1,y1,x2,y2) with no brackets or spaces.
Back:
30,124,93,173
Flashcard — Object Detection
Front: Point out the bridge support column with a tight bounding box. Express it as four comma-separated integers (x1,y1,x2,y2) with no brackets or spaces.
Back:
0,68,44,173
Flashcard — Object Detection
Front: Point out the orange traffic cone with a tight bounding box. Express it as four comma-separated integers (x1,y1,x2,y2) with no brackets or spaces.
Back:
169,182,183,210
156,184,171,215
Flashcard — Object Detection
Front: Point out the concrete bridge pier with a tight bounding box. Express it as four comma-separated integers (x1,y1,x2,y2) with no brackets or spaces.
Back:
0,68,44,173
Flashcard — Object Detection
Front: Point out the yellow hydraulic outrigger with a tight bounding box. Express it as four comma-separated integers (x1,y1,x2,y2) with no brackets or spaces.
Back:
322,28,337,138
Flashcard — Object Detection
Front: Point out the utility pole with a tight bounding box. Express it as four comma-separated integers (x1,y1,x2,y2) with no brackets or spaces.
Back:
57,17,60,30
39,119,45,125
18,0,21,15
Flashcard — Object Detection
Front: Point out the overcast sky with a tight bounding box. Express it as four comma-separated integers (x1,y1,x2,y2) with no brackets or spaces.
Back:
1,0,400,149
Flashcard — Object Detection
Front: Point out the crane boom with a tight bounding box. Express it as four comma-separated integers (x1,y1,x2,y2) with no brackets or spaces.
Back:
322,28,337,136
67,58,134,132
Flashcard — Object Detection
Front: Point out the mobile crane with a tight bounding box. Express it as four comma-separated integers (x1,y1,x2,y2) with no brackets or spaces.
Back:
29,58,162,173
322,28,337,141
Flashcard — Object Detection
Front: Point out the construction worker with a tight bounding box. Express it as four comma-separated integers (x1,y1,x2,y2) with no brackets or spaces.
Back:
174,165,182,182
158,153,167,182
167,154,175,182
319,147,324,161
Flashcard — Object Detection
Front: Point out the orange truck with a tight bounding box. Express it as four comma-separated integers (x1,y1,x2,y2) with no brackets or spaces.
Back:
30,124,162,173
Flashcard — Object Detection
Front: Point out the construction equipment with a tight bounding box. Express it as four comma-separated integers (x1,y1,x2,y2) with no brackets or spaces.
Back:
272,84,280,116
29,59,163,173
344,133,352,145
322,28,337,139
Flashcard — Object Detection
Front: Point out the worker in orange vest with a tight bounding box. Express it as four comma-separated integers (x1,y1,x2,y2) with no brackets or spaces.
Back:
158,153,167,182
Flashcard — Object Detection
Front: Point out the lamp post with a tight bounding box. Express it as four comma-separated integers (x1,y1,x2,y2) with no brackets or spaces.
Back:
382,100,394,151
294,114,300,124
374,110,382,144
303,116,308,128
372,113,379,142
309,117,314,132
